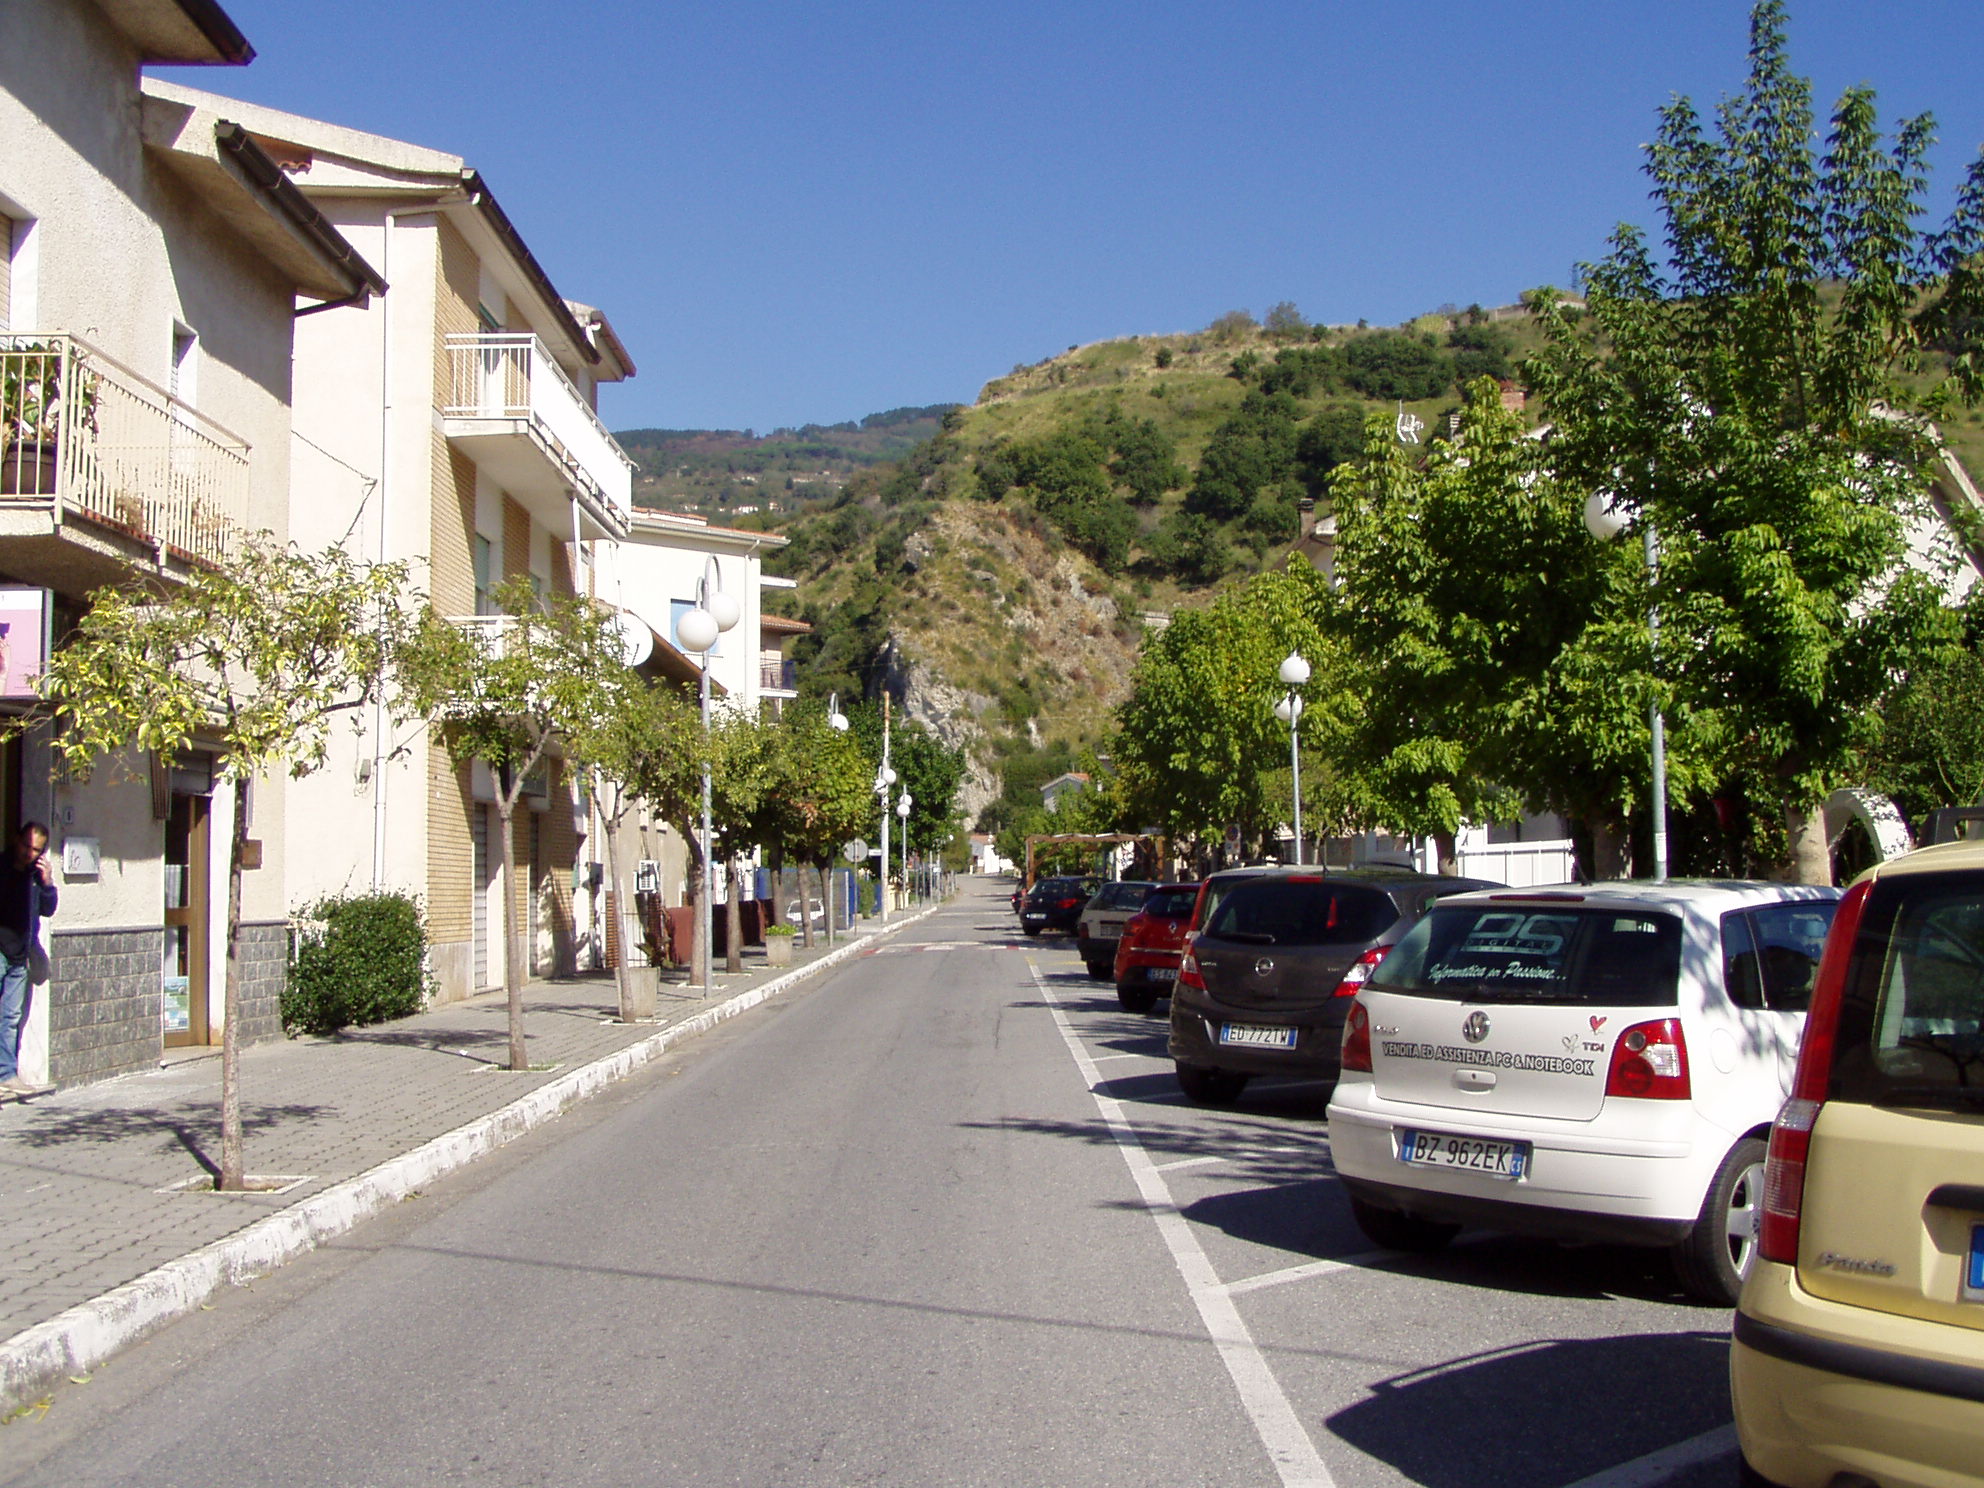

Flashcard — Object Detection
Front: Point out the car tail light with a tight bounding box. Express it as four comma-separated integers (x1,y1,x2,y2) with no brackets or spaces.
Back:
1178,942,1206,991
1332,946,1389,998
1603,1018,1691,1099
1759,878,1870,1264
1341,1000,1373,1072
1057,897,1080,910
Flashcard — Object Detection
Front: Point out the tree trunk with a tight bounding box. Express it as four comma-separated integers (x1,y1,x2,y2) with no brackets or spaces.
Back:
724,853,743,974
1783,800,1833,886
497,776,527,1070
1589,818,1630,881
218,773,248,1191
598,781,637,1023
798,861,816,949
1431,829,1460,876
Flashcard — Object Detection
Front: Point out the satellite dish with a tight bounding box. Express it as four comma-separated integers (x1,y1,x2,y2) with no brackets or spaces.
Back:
612,613,653,668
842,839,869,864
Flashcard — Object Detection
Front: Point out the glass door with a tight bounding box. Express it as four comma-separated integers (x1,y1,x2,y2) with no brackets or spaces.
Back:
163,792,210,1047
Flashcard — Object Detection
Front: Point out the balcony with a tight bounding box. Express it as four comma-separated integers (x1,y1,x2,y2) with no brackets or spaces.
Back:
760,652,797,698
0,335,249,592
442,334,633,541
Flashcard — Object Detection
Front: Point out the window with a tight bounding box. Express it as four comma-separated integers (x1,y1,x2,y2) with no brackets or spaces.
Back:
473,536,495,615
1372,905,1683,1006
1721,903,1834,1012
0,210,15,331
1203,879,1395,948
170,324,198,404
1832,872,1984,1105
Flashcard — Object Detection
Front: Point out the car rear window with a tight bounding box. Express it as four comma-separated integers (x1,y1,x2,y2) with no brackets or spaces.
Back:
1369,902,1683,1005
1094,882,1154,911
1202,880,1396,947
1145,886,1200,920
1829,870,1984,1110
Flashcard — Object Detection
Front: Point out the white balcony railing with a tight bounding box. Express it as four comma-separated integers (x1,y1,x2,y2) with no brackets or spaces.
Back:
443,333,633,526
1,334,248,567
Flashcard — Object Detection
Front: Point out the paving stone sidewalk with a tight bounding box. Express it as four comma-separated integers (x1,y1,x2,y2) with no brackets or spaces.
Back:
0,918,913,1358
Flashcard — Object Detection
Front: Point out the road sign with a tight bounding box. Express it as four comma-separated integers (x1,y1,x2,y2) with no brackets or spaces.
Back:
842,839,869,864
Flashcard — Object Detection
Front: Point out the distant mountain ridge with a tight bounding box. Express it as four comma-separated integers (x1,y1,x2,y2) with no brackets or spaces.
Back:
615,404,960,518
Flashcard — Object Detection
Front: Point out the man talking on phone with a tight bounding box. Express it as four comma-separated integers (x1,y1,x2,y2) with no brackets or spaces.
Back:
0,821,58,1095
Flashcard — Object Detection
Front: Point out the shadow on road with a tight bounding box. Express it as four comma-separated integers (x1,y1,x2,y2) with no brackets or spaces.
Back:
1326,1329,1733,1488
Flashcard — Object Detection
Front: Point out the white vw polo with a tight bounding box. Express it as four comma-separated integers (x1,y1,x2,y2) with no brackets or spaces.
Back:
1327,880,1840,1304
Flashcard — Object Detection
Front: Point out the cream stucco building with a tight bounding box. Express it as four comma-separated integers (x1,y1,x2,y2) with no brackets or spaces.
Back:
138,81,642,1005
1,0,382,1083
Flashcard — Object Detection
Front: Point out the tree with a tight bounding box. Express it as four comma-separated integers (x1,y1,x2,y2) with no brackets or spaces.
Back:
1526,0,1984,880
1861,598,1984,827
400,579,628,1068
1113,561,1339,854
1185,390,1301,521
566,668,705,1017
34,541,408,1189
760,701,871,945
1340,331,1453,401
1325,385,1711,875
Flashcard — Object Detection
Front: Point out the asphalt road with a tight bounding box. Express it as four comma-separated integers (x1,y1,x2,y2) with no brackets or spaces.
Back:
2,880,1745,1487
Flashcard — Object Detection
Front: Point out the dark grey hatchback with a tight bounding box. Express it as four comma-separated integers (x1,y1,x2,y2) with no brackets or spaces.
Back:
1168,866,1499,1105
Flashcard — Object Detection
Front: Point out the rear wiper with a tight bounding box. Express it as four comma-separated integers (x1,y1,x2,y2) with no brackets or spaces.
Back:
1872,1085,1984,1112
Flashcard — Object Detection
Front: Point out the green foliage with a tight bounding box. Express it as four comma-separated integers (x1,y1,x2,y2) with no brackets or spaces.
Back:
760,700,874,866
1206,309,1257,342
1295,404,1369,493
1446,324,1515,383
1150,511,1232,584
1340,331,1453,401
1113,561,1339,843
1263,301,1309,338
283,891,433,1036
34,539,410,784
1185,390,1302,520
1861,601,1984,825
1526,0,1984,873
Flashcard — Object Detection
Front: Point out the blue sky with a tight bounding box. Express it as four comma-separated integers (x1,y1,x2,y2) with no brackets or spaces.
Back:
159,2,1984,435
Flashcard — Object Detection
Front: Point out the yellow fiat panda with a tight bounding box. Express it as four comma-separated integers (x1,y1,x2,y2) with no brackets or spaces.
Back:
1732,838,1984,1488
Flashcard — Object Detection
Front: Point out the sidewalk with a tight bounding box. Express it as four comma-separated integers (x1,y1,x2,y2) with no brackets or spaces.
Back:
0,906,940,1413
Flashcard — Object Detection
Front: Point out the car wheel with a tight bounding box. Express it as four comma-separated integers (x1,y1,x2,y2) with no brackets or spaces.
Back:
1174,1063,1248,1105
1672,1135,1767,1306
1348,1194,1460,1254
1117,985,1156,1014
1085,959,1111,981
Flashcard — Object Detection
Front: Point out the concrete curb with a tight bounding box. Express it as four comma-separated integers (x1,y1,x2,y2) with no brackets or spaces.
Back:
0,902,946,1413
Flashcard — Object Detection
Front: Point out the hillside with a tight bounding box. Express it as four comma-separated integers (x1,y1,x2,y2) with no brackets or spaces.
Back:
617,405,958,520
763,300,1565,822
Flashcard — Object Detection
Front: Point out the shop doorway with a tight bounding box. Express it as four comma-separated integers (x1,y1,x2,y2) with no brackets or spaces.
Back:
163,790,211,1047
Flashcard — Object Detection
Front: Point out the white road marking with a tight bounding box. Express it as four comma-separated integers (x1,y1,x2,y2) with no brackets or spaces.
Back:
1220,1252,1393,1296
1033,961,1336,1488
1088,1052,1145,1062
1558,1424,1738,1488
1151,1155,1224,1173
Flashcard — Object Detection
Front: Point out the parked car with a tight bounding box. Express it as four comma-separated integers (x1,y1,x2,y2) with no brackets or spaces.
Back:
1115,882,1204,1014
1077,881,1158,979
1732,840,1984,1488
1169,866,1498,1107
1020,876,1100,936
1329,879,1840,1305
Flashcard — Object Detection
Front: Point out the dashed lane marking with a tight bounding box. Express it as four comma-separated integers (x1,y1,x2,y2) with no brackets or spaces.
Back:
1033,959,1337,1488
1220,1252,1394,1296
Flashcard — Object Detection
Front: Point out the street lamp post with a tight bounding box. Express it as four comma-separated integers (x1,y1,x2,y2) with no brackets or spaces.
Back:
1275,651,1311,865
1584,493,1668,882
897,789,912,903
673,557,740,992
823,694,849,940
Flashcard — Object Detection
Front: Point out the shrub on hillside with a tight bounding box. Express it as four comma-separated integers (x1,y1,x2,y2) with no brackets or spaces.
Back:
283,891,434,1036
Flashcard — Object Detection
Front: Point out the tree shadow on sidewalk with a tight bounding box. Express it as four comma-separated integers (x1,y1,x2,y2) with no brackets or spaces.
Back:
8,1102,334,1167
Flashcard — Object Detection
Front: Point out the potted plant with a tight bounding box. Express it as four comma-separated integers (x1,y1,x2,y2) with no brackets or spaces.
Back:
2,340,97,497
764,922,795,967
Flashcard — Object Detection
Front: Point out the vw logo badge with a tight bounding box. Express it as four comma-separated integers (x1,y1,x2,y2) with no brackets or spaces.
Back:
1253,958,1275,976
1462,1011,1491,1044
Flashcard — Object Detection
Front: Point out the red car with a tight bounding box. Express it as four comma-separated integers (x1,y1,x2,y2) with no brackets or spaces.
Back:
1111,882,1203,1014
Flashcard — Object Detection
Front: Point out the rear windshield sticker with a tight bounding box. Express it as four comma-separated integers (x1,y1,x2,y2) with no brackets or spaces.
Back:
1381,1040,1598,1077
